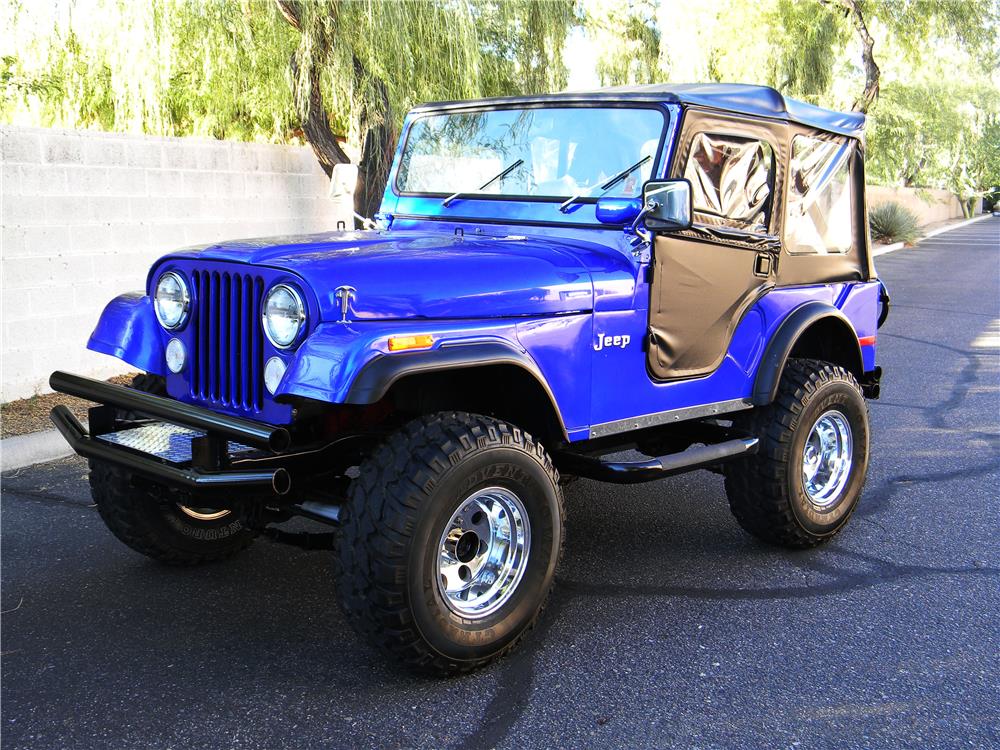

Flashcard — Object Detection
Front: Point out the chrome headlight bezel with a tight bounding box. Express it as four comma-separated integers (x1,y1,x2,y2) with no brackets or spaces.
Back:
154,271,190,330
262,283,307,349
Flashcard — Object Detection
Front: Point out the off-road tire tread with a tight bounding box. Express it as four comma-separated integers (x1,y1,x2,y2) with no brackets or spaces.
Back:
336,411,564,676
129,373,166,396
116,373,166,421
89,461,255,566
724,358,867,549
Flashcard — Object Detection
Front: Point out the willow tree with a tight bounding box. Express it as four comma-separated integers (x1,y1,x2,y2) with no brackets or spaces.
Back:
583,0,662,87
273,0,574,218
814,0,998,113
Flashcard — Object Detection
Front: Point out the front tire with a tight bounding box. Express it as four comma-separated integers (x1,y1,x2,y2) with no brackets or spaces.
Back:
724,358,870,548
336,412,564,675
89,461,256,565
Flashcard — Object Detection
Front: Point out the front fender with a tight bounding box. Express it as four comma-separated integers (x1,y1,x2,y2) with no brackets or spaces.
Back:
278,320,527,405
87,293,165,375
278,317,586,442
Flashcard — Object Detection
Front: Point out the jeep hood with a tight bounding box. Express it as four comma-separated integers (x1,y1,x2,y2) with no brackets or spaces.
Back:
165,230,633,321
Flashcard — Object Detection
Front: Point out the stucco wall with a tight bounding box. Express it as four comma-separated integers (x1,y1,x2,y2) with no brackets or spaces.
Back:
867,185,970,226
1,126,348,402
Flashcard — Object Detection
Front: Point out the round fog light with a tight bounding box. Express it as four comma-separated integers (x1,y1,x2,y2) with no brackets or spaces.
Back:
165,338,186,373
264,356,286,394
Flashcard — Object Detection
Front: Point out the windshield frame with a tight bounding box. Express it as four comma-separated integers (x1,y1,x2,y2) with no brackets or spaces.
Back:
391,102,671,205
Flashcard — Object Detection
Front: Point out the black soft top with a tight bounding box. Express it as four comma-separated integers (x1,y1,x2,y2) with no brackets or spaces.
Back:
415,82,865,139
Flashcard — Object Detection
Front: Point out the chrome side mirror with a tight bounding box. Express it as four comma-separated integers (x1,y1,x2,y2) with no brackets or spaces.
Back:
640,179,693,232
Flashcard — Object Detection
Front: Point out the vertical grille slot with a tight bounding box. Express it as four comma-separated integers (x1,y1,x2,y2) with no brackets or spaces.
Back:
189,268,264,412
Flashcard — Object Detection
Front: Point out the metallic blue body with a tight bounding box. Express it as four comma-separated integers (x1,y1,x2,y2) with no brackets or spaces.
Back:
90,293,165,374
87,94,879,442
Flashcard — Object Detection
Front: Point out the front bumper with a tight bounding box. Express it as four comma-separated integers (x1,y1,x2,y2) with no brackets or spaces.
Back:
49,371,293,496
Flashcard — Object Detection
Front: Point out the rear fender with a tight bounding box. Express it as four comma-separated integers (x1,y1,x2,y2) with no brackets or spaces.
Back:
752,301,863,405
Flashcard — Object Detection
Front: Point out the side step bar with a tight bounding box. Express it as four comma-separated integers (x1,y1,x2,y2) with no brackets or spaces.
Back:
555,437,759,484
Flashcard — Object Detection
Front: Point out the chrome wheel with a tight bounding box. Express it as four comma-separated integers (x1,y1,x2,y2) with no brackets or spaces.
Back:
436,487,530,620
177,505,230,521
801,409,853,509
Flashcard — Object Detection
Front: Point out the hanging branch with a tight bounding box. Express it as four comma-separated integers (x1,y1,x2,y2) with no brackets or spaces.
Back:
274,0,351,176
820,0,880,113
352,55,397,219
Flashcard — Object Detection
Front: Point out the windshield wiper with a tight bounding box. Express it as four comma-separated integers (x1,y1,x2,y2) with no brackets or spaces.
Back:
442,159,525,207
558,155,652,213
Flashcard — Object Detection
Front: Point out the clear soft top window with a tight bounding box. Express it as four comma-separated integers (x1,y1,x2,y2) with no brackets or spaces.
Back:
395,106,665,200
785,135,854,254
683,133,774,233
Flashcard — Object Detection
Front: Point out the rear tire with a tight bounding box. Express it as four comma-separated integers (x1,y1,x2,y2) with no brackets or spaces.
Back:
89,461,256,565
336,412,564,675
724,358,869,548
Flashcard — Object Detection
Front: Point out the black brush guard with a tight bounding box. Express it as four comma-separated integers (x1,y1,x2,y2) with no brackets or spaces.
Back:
49,371,293,496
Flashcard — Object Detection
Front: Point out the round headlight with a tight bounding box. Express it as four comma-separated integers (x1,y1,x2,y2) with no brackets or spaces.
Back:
263,284,306,348
154,272,189,330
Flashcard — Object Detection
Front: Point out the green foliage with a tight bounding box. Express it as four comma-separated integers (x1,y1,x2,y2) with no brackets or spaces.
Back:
165,0,299,141
287,0,574,135
866,0,1000,70
1,0,298,141
770,0,849,103
584,0,662,86
3,0,998,206
867,81,1000,201
868,201,922,244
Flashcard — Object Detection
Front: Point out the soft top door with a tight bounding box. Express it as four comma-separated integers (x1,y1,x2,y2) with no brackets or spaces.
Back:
647,109,787,380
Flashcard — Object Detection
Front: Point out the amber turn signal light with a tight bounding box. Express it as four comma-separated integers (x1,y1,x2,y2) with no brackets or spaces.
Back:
388,334,435,352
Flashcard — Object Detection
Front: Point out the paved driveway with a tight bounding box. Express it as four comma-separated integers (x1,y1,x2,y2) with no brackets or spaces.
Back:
3,219,998,749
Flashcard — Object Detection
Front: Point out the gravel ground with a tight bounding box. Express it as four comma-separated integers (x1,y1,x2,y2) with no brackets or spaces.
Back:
0,373,138,438
2,219,997,749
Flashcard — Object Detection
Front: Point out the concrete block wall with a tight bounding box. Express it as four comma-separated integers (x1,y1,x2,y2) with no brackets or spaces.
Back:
867,185,971,226
1,126,350,402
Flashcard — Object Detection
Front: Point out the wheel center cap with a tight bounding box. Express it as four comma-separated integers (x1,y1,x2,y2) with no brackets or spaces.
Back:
455,530,480,563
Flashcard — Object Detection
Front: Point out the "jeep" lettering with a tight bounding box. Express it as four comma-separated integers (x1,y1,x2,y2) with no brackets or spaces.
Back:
593,333,631,352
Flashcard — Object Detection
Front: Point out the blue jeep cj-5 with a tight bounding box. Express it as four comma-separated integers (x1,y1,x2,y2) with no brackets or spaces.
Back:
51,83,888,674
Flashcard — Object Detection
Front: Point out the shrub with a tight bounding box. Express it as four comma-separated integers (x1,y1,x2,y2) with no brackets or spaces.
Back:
869,202,923,244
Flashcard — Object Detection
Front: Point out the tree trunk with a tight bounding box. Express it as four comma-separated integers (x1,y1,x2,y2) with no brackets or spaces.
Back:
290,56,352,177
352,56,396,219
820,0,880,113
275,0,364,221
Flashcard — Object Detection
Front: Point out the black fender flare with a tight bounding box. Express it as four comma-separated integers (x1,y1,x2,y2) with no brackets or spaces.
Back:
751,301,863,406
345,340,569,439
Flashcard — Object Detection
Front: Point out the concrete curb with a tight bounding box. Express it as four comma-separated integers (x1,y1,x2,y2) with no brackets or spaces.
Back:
873,214,991,257
1,429,75,473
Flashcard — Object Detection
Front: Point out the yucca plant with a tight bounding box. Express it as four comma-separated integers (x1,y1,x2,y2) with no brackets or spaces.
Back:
869,202,923,244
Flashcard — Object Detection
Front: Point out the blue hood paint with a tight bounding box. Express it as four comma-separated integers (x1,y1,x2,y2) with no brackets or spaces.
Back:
163,229,636,321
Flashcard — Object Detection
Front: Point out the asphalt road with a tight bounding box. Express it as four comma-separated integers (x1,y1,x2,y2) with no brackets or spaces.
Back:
3,219,999,750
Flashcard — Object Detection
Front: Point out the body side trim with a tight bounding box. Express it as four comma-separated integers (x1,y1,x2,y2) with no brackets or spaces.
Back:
589,397,753,439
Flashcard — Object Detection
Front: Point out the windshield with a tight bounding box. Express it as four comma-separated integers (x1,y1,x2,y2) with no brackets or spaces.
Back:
395,106,665,201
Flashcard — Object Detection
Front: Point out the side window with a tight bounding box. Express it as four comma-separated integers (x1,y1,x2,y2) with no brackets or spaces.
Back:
785,135,853,254
683,132,774,233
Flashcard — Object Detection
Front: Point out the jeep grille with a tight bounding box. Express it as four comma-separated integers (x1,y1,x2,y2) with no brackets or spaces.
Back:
190,269,265,412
